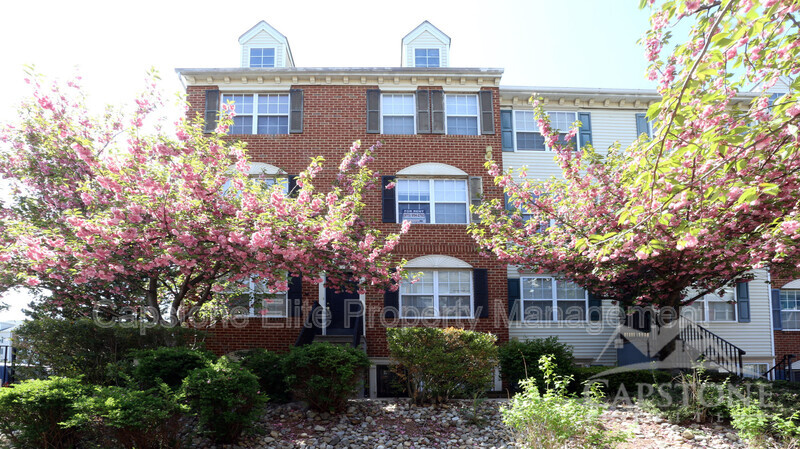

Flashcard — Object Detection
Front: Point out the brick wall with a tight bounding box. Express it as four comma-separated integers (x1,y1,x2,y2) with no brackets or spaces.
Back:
771,275,800,363
187,84,508,357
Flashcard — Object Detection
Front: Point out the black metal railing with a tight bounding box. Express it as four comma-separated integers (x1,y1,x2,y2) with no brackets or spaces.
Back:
295,301,321,347
678,316,745,376
1,345,15,386
352,314,363,349
763,354,796,381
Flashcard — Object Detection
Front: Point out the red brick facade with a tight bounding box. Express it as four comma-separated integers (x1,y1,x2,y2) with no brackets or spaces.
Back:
771,275,800,363
185,84,509,357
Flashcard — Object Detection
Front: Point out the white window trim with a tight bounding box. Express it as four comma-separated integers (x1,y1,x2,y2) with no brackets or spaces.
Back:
221,93,290,135
396,178,470,224
780,289,800,330
228,278,289,318
399,269,474,319
249,47,277,68
444,94,480,136
684,290,738,323
519,276,588,322
381,93,416,135
511,110,580,152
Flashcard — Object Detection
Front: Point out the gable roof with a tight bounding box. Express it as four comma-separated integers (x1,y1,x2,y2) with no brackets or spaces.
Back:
238,20,295,67
402,21,451,45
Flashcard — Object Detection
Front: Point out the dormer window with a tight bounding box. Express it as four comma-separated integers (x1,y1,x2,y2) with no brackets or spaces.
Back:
414,48,440,68
249,48,275,68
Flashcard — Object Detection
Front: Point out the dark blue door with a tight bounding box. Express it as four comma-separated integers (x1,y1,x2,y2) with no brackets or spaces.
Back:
324,287,363,336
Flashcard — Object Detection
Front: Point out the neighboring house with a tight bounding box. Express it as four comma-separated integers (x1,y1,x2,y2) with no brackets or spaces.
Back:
0,321,19,385
177,20,784,395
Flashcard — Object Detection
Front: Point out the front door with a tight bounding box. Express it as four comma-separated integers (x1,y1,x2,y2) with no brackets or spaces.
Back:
324,287,363,336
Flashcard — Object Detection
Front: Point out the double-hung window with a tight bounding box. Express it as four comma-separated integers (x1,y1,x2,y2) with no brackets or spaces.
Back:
780,289,800,329
682,290,737,322
227,277,288,317
397,179,468,224
382,94,415,134
249,48,275,68
414,48,440,67
445,95,479,135
221,93,289,135
513,111,578,151
400,270,472,318
520,277,587,321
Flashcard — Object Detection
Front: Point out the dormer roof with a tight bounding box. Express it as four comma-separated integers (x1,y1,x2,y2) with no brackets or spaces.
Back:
238,20,295,68
401,21,451,68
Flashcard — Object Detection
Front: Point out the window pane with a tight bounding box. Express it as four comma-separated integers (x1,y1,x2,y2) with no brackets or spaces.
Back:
517,132,546,150
401,296,434,317
383,94,415,114
781,311,800,330
231,116,253,134
523,300,552,321
383,116,415,134
255,293,287,317
222,94,253,115
446,95,478,115
557,300,586,321
440,296,470,317
438,271,471,294
257,116,288,134
447,116,478,135
397,179,431,202
401,270,434,294
556,281,585,300
522,278,552,300
781,290,800,309
708,301,735,321
433,180,467,202
258,94,289,114
434,203,467,224
398,203,431,223
548,111,575,131
681,302,705,321
515,111,537,132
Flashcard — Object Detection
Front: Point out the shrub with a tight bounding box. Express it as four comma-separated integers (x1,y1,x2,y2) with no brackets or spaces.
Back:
502,355,624,449
282,342,370,412
498,337,574,394
0,376,88,449
181,357,266,443
13,317,205,384
126,346,214,389
639,366,732,423
235,348,289,403
573,366,673,398
386,327,498,405
67,385,185,449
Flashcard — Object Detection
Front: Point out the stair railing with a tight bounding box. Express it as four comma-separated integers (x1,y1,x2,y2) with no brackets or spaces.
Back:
763,354,796,381
295,301,321,347
677,315,746,376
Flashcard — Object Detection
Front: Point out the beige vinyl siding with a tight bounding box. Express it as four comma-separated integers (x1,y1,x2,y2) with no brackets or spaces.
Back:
405,30,448,67
240,30,285,68
692,269,774,359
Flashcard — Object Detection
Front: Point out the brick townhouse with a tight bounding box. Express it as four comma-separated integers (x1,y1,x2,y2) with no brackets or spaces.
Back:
177,20,794,393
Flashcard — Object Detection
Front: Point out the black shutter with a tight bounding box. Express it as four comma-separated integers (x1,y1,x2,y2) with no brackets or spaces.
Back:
416,90,431,134
479,90,494,135
737,282,751,323
635,113,650,138
578,112,592,147
501,110,513,151
382,175,396,223
469,176,482,223
772,288,783,330
287,175,298,197
384,288,399,319
431,90,445,134
288,276,303,317
204,89,220,133
289,89,303,133
508,278,521,321
473,269,489,318
366,89,381,133
588,293,602,321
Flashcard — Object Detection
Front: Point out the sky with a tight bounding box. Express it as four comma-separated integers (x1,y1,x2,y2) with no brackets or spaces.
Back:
0,0,656,321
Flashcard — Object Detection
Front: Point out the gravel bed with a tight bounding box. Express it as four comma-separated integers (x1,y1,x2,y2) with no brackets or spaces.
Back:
185,399,757,449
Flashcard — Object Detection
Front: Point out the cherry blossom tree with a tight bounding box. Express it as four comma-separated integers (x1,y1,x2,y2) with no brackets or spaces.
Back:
470,0,800,311
0,72,408,323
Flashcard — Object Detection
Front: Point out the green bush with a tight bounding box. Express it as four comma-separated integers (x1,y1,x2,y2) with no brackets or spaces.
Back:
126,346,214,389
67,385,185,449
282,342,370,412
0,376,88,449
386,327,498,405
502,355,624,449
639,367,732,423
573,366,673,398
13,317,205,384
235,348,289,403
498,337,574,394
181,357,266,443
